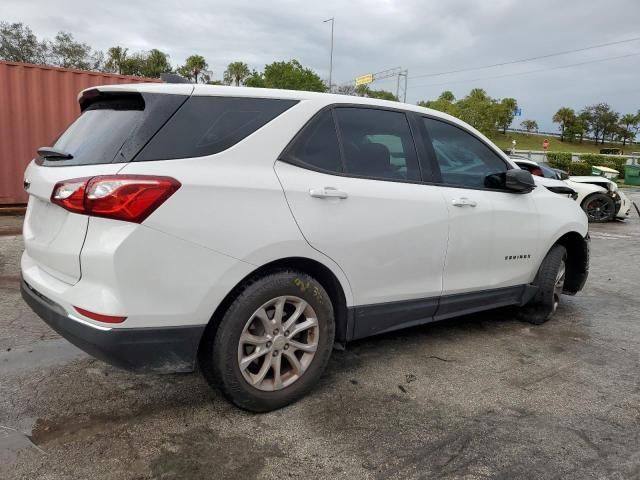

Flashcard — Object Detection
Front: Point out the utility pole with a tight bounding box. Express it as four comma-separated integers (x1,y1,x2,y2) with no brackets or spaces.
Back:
323,17,334,92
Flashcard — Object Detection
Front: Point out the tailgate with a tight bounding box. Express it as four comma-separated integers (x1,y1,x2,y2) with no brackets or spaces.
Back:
23,162,124,284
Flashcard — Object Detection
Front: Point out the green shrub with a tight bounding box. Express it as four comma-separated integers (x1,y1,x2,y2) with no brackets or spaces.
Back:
567,161,592,176
546,152,572,171
579,154,609,166
610,158,629,176
580,154,629,176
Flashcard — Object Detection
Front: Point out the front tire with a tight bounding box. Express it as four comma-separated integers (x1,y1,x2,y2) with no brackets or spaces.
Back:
199,270,335,412
582,193,615,223
520,245,567,325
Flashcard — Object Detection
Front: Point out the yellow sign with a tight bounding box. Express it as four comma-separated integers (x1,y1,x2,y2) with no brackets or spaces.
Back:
355,73,374,86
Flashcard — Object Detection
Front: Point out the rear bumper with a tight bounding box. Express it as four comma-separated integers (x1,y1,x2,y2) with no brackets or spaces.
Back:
21,279,205,373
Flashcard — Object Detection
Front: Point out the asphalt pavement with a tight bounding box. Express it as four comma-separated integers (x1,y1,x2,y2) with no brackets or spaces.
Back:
1,191,639,480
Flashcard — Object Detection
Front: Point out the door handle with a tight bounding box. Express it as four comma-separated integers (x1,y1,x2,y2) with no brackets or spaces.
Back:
451,197,477,207
309,187,349,199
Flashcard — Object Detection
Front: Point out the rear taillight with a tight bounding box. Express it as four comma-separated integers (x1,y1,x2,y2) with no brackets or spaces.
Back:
51,175,180,223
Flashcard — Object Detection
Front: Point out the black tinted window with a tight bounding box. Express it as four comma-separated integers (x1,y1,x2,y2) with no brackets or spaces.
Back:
335,108,420,181
137,96,298,161
423,117,508,188
285,110,342,173
53,108,142,165
38,93,187,167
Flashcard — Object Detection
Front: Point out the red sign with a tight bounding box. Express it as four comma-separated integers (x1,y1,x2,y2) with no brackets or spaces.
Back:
543,139,550,150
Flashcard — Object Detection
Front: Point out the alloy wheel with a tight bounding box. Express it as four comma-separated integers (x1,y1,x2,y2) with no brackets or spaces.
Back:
553,259,566,312
585,198,613,222
237,296,319,391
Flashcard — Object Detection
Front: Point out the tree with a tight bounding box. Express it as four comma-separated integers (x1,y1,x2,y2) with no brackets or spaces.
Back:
583,103,619,145
600,109,619,145
455,88,499,137
106,48,170,77
418,90,459,117
243,69,265,87
177,54,208,83
417,88,520,137
438,90,455,102
244,60,327,92
354,84,397,101
566,111,590,143
552,107,576,142
521,120,538,133
105,46,128,74
0,21,47,63
335,84,357,96
223,61,250,86
47,31,98,70
142,49,171,77
495,97,518,134
618,113,638,146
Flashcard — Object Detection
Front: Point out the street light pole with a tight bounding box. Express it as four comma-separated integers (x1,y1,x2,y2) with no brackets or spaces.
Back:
323,17,334,92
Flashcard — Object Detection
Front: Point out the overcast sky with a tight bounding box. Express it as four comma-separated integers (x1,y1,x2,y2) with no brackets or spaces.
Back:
4,0,640,130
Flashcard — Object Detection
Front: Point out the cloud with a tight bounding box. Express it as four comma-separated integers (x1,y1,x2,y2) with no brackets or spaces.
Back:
3,0,639,129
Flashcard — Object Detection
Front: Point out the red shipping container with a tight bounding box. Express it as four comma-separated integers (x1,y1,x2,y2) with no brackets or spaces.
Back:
0,60,160,205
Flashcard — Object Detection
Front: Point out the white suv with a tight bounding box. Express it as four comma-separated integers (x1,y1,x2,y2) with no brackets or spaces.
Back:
21,84,590,411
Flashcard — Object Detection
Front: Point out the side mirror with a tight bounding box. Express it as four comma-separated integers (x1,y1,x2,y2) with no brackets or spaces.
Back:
505,169,536,193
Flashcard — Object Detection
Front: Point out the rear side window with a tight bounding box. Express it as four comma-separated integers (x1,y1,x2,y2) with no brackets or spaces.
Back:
40,93,187,167
285,110,343,173
423,117,508,188
334,108,421,182
136,97,298,161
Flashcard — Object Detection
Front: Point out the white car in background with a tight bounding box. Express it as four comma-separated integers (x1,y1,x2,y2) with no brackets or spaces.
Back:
512,158,630,223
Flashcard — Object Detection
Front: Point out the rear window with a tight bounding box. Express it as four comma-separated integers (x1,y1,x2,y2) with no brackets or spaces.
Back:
135,96,298,161
40,92,188,167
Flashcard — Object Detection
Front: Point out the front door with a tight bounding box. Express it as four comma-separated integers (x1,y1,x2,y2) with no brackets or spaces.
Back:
419,116,540,296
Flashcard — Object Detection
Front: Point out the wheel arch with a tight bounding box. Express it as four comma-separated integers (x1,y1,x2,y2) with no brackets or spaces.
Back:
198,257,351,357
552,231,589,294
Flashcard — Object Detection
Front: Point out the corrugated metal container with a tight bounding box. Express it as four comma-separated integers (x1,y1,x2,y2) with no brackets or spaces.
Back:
0,60,160,205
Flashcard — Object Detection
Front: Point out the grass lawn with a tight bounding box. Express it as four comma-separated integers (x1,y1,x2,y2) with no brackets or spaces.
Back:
492,132,640,154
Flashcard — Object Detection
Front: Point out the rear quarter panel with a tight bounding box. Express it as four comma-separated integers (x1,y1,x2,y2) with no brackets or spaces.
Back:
118,99,354,307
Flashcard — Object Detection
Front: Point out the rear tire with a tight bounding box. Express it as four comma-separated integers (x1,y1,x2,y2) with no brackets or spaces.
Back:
519,245,567,325
199,270,335,412
581,193,615,223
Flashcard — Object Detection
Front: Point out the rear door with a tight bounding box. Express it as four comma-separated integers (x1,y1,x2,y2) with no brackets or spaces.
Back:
22,88,190,284
275,106,449,324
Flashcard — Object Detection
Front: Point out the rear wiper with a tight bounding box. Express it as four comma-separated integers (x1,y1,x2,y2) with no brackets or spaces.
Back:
37,146,73,160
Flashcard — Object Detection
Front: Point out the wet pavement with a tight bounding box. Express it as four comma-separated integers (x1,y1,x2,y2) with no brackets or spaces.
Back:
1,191,639,480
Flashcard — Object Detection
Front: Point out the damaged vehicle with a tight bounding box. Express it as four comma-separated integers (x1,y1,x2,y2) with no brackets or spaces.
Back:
512,157,630,223
22,85,589,411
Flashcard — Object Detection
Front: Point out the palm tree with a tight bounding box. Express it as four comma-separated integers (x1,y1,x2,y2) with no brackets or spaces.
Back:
179,54,208,83
552,107,576,142
223,61,250,86
105,46,128,74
